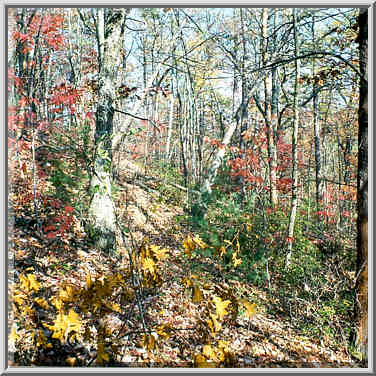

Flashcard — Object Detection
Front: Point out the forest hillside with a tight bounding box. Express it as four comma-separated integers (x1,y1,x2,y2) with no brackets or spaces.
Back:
8,7,368,368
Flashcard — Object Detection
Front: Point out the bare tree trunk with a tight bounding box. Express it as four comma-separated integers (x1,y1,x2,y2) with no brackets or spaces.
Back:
354,8,368,363
165,78,175,162
286,8,300,269
311,14,323,208
88,8,128,253
262,8,278,206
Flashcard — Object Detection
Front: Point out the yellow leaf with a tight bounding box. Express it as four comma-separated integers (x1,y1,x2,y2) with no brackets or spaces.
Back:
86,274,92,288
232,254,242,267
193,236,207,249
46,313,67,342
202,344,219,361
194,353,216,368
142,257,155,274
9,326,19,344
192,285,203,303
59,285,77,302
212,296,231,320
150,245,168,260
207,313,221,336
183,236,194,257
28,274,41,292
34,297,49,310
111,303,121,313
240,299,257,319
219,246,226,258
36,330,52,349
65,357,76,366
218,340,229,351
236,239,240,253
67,309,82,332
50,296,63,311
20,273,40,292
141,334,157,351
13,292,25,307
43,309,82,344
156,324,171,340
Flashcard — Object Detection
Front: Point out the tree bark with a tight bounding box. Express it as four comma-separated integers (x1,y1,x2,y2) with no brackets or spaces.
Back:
354,8,368,363
311,14,323,208
286,8,300,269
262,8,278,206
88,8,128,253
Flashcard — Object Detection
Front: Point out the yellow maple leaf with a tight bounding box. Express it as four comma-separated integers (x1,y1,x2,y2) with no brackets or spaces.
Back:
67,309,82,332
20,273,40,292
202,344,219,362
44,313,66,342
240,299,257,319
212,296,231,320
59,285,77,302
218,340,229,351
142,257,155,274
43,309,82,344
150,245,168,260
192,285,203,303
13,292,25,307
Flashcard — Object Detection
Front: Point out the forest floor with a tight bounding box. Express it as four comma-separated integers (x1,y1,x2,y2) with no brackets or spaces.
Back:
9,159,362,368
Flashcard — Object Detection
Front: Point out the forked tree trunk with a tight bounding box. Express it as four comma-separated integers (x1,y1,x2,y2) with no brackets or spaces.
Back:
354,8,368,363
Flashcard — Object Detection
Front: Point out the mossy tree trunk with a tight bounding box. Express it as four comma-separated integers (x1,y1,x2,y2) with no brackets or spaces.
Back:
87,8,128,252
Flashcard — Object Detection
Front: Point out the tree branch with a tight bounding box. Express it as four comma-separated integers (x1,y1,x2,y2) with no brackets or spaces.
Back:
113,108,161,131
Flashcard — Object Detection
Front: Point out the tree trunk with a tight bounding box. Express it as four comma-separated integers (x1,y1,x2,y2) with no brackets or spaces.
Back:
88,8,128,253
354,8,368,363
262,8,278,206
311,13,323,208
286,8,300,269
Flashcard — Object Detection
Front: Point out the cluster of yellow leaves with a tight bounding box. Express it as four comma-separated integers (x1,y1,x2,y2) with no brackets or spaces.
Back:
194,340,236,367
43,309,83,344
222,237,242,268
185,273,258,368
19,273,41,292
183,235,207,258
139,324,172,353
11,272,56,351
140,242,169,287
